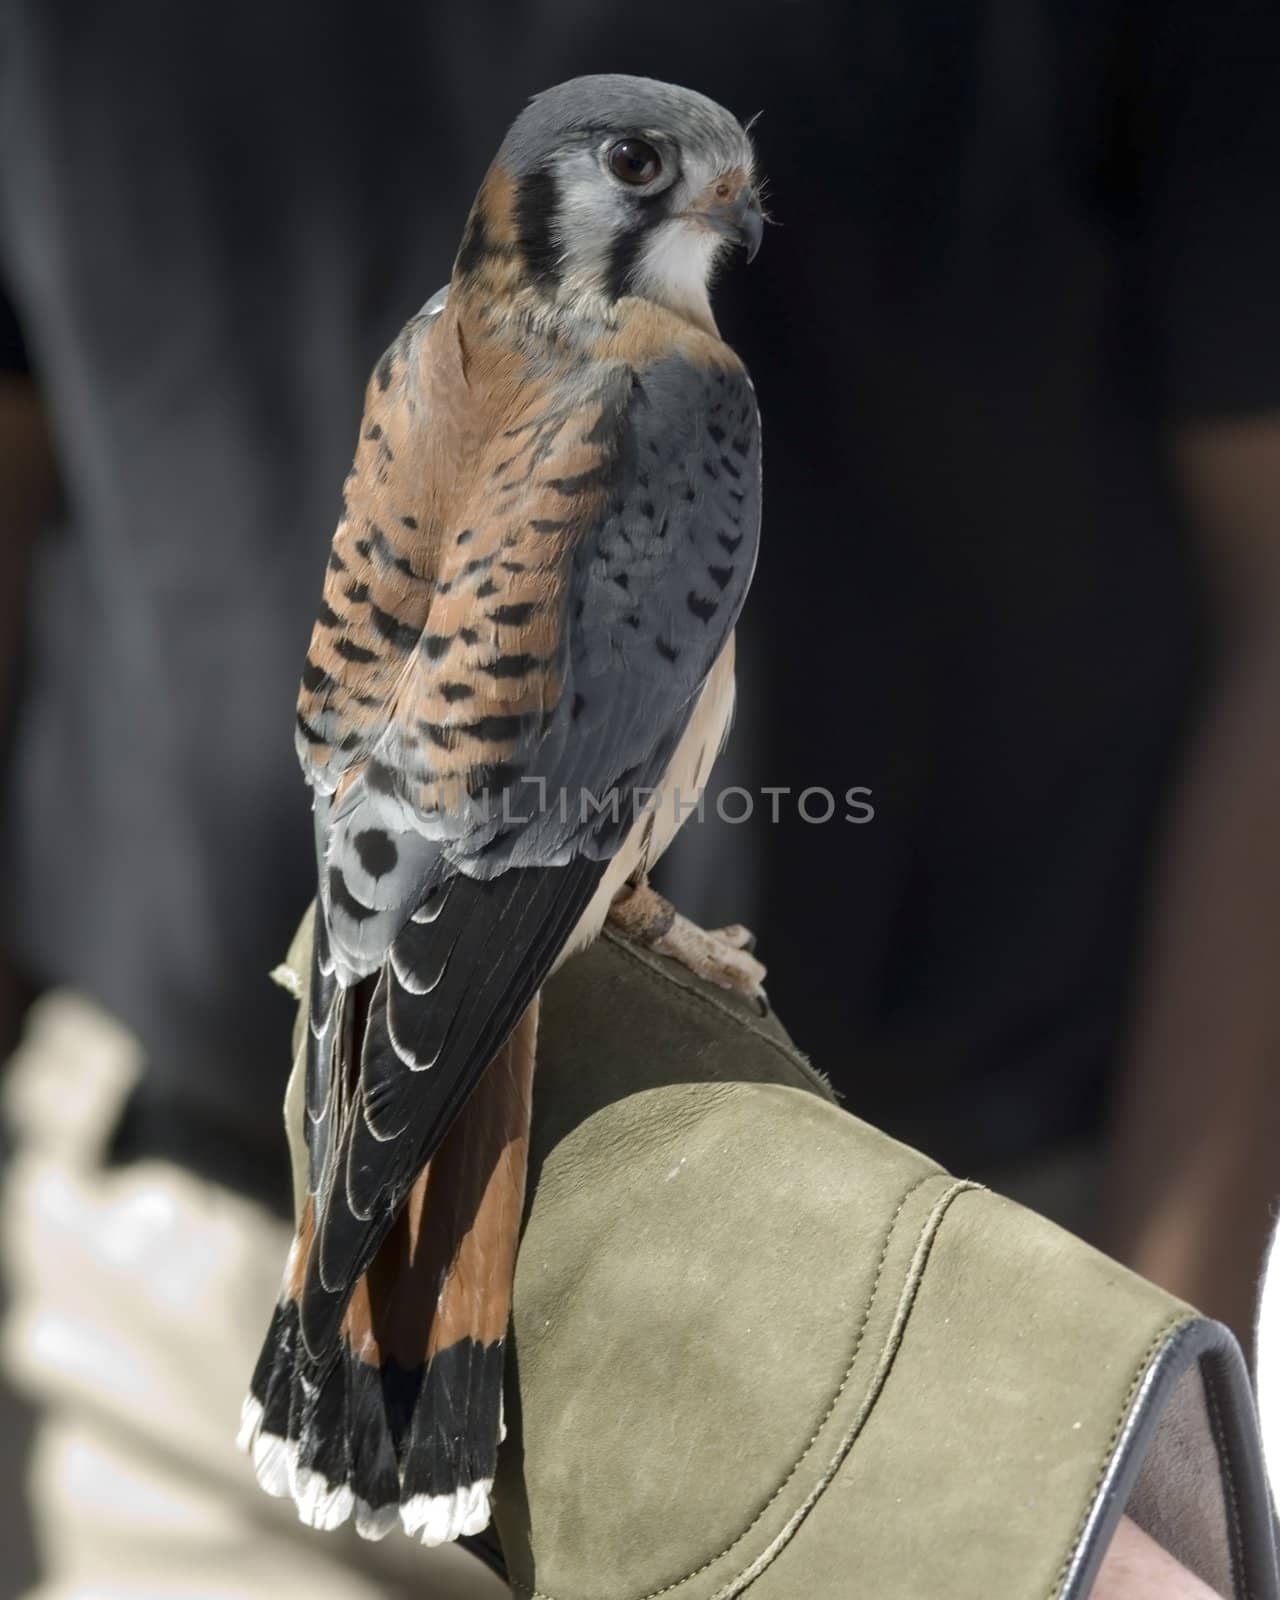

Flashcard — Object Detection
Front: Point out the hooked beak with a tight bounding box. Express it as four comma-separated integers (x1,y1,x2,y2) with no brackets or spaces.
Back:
690,185,765,263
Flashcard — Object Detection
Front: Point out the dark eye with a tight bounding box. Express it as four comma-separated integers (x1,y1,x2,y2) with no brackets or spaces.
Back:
608,138,662,186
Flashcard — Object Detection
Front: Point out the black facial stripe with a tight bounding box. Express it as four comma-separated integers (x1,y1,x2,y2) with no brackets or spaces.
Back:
454,201,519,282
602,182,673,302
603,221,651,303
455,210,494,279
515,167,562,292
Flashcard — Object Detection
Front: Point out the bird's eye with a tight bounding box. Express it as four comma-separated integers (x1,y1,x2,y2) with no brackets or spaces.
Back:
608,138,663,186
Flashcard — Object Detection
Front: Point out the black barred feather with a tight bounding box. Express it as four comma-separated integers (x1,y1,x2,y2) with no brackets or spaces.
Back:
305,1351,351,1486
352,1360,402,1519
244,852,598,1543
401,1340,505,1501
254,1300,297,1445
305,855,605,1358
306,915,350,1194
245,1296,505,1533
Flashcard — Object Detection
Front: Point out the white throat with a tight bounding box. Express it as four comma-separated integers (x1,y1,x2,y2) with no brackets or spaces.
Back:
631,221,722,331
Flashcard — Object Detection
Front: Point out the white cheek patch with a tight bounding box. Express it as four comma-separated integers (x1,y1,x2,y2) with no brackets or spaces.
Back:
632,220,723,323
542,148,740,322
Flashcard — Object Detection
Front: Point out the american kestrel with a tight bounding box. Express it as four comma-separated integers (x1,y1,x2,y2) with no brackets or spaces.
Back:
239,74,764,1547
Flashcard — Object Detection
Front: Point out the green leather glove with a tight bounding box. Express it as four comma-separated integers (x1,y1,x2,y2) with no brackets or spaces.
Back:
273,914,1277,1599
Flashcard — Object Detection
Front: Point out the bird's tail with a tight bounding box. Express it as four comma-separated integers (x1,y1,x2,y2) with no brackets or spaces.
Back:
238,1000,537,1545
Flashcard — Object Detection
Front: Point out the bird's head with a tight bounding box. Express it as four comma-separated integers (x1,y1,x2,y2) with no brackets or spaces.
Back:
455,75,763,332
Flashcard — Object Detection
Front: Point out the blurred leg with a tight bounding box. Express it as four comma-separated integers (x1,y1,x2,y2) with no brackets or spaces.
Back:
0,991,505,1599
1104,422,1280,1346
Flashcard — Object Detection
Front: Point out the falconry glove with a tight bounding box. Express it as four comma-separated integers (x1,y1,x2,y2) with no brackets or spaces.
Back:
263,909,1278,1600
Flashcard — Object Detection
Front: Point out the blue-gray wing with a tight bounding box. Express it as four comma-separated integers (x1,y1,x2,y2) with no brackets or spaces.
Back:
456,349,763,870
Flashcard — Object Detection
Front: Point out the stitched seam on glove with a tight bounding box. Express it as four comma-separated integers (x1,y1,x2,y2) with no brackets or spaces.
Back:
515,1172,971,1600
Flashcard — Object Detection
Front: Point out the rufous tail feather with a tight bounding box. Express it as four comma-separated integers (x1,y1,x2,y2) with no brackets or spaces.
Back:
239,1000,538,1544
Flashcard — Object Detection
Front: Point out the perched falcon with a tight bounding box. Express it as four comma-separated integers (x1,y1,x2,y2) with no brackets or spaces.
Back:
239,74,765,1547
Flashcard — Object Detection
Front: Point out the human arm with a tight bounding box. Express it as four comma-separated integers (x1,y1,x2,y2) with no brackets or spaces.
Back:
1103,415,1280,1342
1092,1516,1225,1600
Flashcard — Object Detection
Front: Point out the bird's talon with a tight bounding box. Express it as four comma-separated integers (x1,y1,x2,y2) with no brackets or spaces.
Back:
611,893,767,1003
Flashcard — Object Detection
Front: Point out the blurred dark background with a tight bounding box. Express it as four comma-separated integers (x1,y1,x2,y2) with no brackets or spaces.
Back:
1,1,1278,1594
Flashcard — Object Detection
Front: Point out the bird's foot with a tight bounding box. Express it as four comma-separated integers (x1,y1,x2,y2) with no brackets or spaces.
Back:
608,881,767,1008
